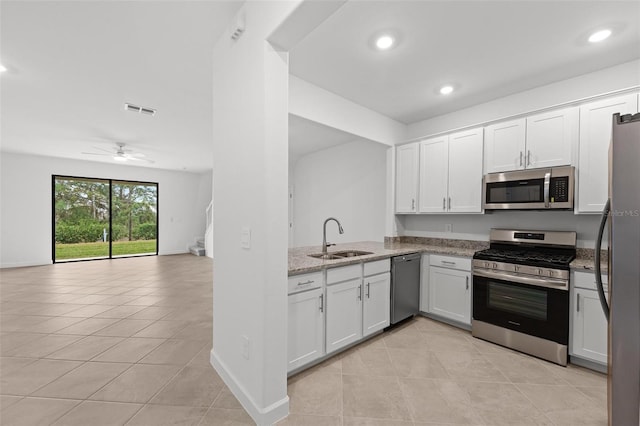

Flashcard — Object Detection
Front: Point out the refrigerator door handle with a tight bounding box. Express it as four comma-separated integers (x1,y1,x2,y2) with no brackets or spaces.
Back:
595,198,610,321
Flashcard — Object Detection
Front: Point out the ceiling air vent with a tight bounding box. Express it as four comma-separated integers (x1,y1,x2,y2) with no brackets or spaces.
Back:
124,103,156,116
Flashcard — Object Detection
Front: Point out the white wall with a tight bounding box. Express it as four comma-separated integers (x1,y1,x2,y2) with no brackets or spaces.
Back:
289,75,407,146
0,152,210,268
292,139,388,247
210,2,298,424
407,60,640,139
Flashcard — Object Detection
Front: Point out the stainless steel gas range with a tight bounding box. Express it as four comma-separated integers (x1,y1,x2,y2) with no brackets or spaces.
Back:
472,229,576,366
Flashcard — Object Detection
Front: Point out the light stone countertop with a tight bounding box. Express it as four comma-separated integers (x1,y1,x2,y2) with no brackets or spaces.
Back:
570,258,609,274
288,241,480,276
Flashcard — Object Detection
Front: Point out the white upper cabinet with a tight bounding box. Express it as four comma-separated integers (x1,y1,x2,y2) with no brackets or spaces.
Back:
418,136,448,213
418,128,483,213
448,128,484,213
484,118,526,173
484,107,578,173
577,93,638,213
525,106,578,169
395,143,419,213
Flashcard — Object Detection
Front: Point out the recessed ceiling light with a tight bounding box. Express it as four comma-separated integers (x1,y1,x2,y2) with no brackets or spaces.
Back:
440,85,454,95
588,29,611,43
0,64,7,73
375,35,395,50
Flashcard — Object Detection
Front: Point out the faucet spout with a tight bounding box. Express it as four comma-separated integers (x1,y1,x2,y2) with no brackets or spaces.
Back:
322,217,344,254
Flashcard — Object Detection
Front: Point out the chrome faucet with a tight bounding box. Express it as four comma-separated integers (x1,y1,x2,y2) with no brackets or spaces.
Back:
322,217,344,255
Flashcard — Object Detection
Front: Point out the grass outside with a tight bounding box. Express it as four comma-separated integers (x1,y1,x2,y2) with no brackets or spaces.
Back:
55,240,157,260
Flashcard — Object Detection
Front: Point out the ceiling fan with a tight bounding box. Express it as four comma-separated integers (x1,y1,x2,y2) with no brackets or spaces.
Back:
82,142,155,164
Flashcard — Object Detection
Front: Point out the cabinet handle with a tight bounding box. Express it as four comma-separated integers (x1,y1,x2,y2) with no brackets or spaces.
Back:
519,151,523,167
576,294,580,312
366,282,370,299
466,276,469,290
441,260,456,265
319,294,324,312
411,198,415,210
357,285,362,301
443,197,446,210
297,280,314,286
448,197,451,210
527,150,532,166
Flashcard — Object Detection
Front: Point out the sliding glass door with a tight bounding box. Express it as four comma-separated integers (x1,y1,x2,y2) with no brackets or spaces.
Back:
53,176,158,262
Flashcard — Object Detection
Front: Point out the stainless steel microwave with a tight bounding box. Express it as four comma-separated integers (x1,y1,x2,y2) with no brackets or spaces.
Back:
483,166,574,210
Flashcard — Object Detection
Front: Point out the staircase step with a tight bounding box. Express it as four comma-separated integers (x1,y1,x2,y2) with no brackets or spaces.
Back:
189,246,205,256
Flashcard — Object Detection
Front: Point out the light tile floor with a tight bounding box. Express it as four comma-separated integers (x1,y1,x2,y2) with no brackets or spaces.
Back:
1,255,608,425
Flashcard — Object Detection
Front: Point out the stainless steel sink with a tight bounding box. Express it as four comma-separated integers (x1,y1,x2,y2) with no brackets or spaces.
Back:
332,250,373,257
307,250,373,260
307,253,344,260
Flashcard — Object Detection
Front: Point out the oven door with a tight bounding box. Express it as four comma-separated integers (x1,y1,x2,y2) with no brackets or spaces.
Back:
473,270,569,344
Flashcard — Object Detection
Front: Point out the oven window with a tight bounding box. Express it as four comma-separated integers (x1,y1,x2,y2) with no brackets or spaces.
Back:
488,282,547,321
487,179,543,203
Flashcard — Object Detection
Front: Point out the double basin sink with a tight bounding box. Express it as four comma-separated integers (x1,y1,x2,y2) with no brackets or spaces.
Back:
308,250,373,260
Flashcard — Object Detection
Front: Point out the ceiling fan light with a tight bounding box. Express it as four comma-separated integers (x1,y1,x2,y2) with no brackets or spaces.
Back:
588,29,611,43
113,155,127,162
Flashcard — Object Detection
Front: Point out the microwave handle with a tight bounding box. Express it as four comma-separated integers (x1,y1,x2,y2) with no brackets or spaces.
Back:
543,172,551,208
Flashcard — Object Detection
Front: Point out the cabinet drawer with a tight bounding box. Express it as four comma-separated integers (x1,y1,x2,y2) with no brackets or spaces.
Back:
429,255,471,271
574,270,608,292
326,264,361,285
364,259,390,277
288,271,323,295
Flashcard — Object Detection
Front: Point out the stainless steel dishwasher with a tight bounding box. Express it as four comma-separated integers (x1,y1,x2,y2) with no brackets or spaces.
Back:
390,253,421,324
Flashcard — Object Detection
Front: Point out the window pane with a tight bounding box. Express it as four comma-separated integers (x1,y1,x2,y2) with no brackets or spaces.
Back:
54,177,110,261
111,181,158,257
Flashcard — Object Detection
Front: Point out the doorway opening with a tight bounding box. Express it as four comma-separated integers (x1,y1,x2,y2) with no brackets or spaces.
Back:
52,175,158,262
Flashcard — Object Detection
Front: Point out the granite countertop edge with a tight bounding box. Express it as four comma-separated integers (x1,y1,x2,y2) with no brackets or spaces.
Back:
288,241,480,276
289,240,609,276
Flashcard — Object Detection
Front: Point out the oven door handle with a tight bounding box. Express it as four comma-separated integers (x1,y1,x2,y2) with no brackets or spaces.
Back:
473,268,568,291
543,171,551,208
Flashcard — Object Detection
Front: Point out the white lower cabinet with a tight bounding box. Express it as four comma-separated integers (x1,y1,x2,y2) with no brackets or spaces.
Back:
326,278,363,354
428,255,471,325
420,254,429,312
362,272,390,337
287,287,324,372
571,271,608,365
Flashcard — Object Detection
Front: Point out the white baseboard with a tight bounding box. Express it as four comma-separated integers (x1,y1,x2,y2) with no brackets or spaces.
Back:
158,250,189,256
0,259,52,269
210,349,289,425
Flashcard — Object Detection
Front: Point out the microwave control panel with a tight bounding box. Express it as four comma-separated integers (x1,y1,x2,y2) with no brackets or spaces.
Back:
550,177,569,203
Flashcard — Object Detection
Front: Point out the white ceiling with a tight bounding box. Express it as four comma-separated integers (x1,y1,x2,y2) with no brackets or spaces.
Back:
0,1,242,172
290,1,640,124
1,1,639,171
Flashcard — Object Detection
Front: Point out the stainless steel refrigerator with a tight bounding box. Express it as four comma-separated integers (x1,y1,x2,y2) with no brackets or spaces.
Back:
594,112,640,425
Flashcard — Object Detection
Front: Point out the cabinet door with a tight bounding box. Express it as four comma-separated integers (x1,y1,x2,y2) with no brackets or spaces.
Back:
526,107,577,169
395,143,419,213
418,136,449,213
428,267,471,325
572,288,607,364
448,128,484,213
363,272,390,337
326,278,363,354
578,94,638,213
287,288,324,372
484,118,526,173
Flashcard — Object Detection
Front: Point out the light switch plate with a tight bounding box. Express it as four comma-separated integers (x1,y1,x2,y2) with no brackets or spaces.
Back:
241,227,251,249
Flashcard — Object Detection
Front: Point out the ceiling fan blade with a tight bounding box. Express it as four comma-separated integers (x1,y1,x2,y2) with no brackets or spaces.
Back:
91,146,115,154
81,152,110,156
126,156,155,164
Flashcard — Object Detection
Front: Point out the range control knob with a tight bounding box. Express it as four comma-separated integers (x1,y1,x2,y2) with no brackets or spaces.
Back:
514,265,519,272
493,263,498,269
537,268,543,276
548,270,554,277
484,262,490,268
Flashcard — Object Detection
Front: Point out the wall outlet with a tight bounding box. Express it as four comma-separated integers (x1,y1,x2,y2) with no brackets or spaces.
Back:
241,335,250,359
445,223,453,233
